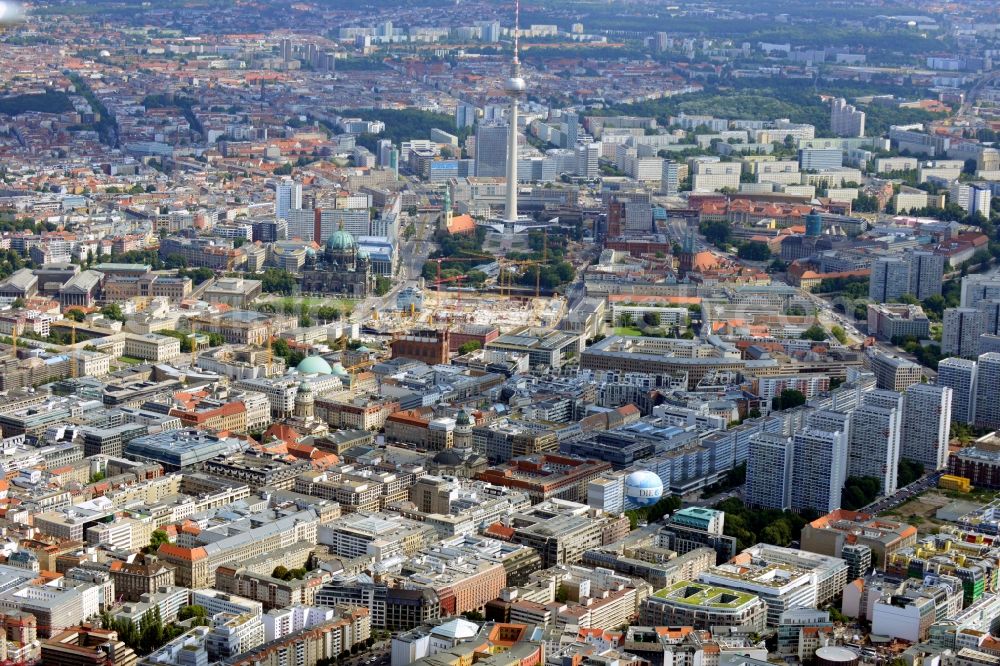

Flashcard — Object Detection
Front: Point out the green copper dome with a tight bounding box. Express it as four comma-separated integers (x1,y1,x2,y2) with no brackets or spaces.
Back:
326,228,356,252
297,355,333,375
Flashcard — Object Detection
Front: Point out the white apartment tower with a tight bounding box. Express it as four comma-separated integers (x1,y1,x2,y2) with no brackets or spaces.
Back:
576,142,600,178
791,428,848,514
906,250,944,300
831,98,866,138
977,299,1000,336
275,180,302,221
962,275,1000,308
942,307,986,358
869,257,911,303
847,392,902,496
937,357,978,425
901,383,953,471
950,182,992,218
661,160,681,196
975,353,1000,430
745,433,793,511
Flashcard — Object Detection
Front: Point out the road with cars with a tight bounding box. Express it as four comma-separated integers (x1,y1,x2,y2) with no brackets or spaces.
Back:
352,210,437,324
344,640,391,666
861,470,944,514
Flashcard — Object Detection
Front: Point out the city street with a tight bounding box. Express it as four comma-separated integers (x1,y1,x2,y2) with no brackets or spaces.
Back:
342,640,392,666
352,211,437,323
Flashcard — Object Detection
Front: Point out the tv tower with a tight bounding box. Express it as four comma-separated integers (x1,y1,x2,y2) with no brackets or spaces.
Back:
503,0,526,223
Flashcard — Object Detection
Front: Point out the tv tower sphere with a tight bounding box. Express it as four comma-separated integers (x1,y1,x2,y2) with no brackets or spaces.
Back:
505,75,526,95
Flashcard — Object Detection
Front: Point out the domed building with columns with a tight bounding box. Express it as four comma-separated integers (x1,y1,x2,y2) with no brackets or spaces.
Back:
300,223,375,297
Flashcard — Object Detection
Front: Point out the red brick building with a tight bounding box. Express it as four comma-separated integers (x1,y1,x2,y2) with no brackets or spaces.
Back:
450,324,499,352
390,328,450,365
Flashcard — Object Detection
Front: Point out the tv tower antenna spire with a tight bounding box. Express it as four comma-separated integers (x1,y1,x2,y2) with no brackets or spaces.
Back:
503,0,526,223
513,0,520,64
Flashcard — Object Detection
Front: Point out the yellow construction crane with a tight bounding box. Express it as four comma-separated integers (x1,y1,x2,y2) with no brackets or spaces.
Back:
498,258,542,299
535,228,547,299
344,359,374,392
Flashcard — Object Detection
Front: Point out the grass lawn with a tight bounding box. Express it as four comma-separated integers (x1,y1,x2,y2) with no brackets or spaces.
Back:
264,296,357,315
877,488,997,535
118,356,145,365
614,326,644,336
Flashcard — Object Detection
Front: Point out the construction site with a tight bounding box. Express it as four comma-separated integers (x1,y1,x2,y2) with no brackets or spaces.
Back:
420,289,566,332
374,286,567,335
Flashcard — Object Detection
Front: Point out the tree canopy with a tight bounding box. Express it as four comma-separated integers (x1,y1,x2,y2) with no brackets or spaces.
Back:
800,324,828,342
772,389,807,411
0,91,73,116
714,497,813,552
736,241,771,261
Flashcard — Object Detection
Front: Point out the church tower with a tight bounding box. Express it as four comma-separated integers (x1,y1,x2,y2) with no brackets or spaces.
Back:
442,185,453,230
454,409,473,449
294,380,314,419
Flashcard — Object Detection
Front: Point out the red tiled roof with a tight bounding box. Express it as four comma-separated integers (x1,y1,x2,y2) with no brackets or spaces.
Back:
158,544,207,562
483,523,515,540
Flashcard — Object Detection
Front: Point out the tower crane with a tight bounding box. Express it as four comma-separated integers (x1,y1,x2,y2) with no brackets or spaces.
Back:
428,274,470,329
430,254,493,291
497,258,542,299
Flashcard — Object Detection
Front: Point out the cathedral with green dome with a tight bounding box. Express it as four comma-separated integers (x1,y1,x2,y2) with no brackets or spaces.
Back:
300,222,375,297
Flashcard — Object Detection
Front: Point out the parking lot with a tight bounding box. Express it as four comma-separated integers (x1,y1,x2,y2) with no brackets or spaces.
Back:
342,641,391,666
863,471,943,514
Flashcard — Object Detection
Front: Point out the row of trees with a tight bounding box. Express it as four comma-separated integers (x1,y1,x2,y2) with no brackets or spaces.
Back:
260,268,298,294
800,324,829,342
159,329,225,353
99,605,207,656
715,497,814,551
624,494,682,529
258,301,350,322
0,248,33,282
0,216,58,234
508,261,576,291
272,565,309,581
736,241,771,261
771,388,807,411
842,476,882,510
618,312,665,328
67,74,118,145
375,275,392,296
272,337,306,368
616,311,695,339
842,460,924,510
814,275,869,299
0,91,73,116
423,226,493,287
177,266,215,285
891,334,945,370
